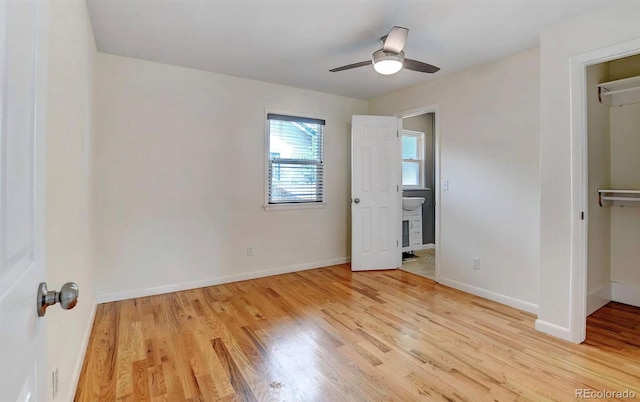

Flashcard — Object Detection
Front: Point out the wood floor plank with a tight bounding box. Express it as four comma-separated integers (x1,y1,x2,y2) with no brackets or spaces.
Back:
76,265,640,401
132,359,150,400
115,301,135,399
147,364,167,398
75,302,119,401
212,338,258,402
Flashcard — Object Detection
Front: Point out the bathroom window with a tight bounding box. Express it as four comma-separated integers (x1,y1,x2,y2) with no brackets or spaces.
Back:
402,130,425,188
266,113,325,205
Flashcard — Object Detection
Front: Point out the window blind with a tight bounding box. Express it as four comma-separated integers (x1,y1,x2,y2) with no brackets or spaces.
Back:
267,114,325,204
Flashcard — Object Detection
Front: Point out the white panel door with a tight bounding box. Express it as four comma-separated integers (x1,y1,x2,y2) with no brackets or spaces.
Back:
0,0,48,400
351,115,401,271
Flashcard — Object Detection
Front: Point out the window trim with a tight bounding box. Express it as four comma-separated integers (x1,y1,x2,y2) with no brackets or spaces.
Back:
402,129,426,190
263,109,328,210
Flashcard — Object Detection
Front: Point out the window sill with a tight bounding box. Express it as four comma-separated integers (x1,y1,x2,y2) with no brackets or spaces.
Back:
403,186,431,191
263,202,327,211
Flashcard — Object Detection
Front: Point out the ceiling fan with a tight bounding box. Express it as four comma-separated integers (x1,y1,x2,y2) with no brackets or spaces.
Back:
329,26,440,76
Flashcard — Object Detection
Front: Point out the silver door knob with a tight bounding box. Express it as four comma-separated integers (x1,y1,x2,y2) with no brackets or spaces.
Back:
37,282,79,317
354,198,360,203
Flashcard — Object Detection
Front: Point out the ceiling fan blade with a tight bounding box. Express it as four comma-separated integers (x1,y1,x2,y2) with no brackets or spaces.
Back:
403,59,440,74
329,60,372,72
382,26,409,53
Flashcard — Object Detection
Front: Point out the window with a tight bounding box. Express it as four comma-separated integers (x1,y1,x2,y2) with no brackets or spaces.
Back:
402,130,425,188
267,113,325,204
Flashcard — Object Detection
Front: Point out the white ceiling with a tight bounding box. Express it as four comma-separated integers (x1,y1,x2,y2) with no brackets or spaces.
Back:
86,0,625,100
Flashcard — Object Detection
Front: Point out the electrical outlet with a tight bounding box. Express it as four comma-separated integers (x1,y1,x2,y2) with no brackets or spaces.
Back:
52,366,58,399
473,258,480,270
247,244,254,256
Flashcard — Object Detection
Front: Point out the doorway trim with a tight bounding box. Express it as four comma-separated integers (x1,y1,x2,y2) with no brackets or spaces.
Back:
394,104,441,280
569,38,640,343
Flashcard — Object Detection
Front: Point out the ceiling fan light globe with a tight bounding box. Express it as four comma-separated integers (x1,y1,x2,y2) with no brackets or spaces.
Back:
372,50,404,75
374,59,403,75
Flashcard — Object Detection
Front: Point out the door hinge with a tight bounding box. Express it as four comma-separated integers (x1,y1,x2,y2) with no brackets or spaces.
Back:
397,130,399,138
397,240,399,247
397,185,399,192
580,211,584,220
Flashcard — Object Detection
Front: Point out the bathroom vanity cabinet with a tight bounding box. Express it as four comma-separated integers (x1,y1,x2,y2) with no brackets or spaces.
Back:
402,207,423,252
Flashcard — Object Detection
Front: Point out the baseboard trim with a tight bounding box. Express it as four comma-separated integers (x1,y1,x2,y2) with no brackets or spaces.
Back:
534,319,571,341
96,257,351,303
69,301,97,401
422,243,435,250
436,276,538,314
612,282,640,308
586,282,612,316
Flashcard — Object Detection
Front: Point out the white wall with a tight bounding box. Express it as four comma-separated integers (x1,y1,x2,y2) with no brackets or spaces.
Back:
94,54,367,301
586,63,611,315
538,2,640,341
370,48,541,313
610,102,640,288
45,0,97,401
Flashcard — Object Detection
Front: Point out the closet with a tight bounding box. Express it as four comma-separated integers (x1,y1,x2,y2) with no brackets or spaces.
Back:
586,54,640,315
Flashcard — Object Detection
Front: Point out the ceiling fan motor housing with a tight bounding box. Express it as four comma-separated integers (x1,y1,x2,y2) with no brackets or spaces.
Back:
372,50,405,64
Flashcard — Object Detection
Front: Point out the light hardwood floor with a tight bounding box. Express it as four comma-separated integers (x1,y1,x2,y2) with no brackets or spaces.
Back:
76,265,640,401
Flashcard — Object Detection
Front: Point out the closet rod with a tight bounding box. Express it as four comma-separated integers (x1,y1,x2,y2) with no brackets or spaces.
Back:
597,189,640,194
601,196,640,202
598,189,640,206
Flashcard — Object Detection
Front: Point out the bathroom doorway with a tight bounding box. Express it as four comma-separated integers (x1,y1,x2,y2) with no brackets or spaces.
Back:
399,110,438,280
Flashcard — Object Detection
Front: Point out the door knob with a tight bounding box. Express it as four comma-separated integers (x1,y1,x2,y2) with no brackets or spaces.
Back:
37,282,79,317
354,198,360,203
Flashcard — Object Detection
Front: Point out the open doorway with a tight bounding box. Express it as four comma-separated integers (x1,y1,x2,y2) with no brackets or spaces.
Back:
399,111,437,280
570,38,640,342
584,53,640,322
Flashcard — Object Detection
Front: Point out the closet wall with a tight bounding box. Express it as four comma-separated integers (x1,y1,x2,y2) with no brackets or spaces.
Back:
609,75,640,289
587,54,640,314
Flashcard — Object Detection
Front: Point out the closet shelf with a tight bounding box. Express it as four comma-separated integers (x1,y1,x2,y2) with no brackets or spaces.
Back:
598,76,640,107
598,189,640,206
